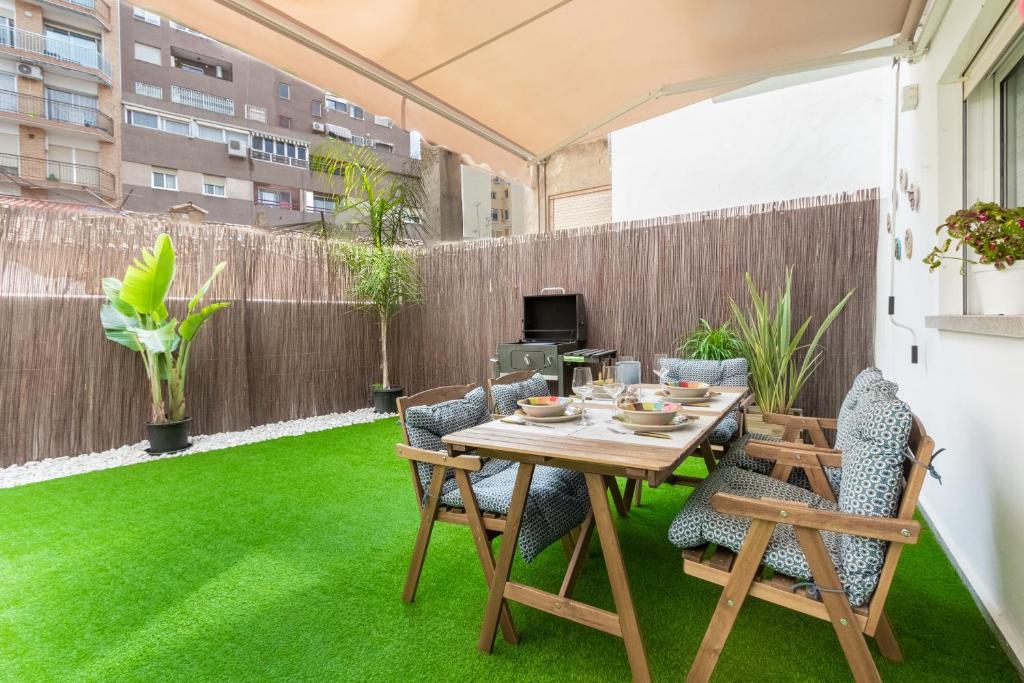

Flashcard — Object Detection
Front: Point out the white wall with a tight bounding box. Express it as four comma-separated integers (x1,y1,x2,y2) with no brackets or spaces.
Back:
610,67,892,220
876,0,1024,664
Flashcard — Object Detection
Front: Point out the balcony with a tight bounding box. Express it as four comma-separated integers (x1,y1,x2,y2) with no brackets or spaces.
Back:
250,149,308,168
0,27,113,85
0,153,116,197
36,0,112,30
0,90,113,140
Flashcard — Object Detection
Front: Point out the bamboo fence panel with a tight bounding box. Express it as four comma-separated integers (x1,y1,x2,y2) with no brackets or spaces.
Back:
394,189,879,424
0,189,877,466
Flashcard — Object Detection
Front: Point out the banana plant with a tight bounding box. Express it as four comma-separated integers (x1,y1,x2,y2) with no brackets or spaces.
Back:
100,234,230,423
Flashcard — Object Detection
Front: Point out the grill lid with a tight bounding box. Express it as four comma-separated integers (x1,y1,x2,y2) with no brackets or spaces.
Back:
523,293,586,343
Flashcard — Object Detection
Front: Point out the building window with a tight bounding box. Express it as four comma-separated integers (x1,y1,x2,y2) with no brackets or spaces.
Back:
169,21,206,37
134,42,162,66
126,110,159,129
490,209,499,221
133,8,161,25
152,168,178,191
278,82,290,100
490,191,496,199
503,209,509,220
171,85,234,116
351,135,365,147
170,48,232,81
373,114,393,127
134,82,163,99
255,186,293,208
196,124,224,142
279,115,292,129
203,175,226,196
350,105,364,120
311,100,323,117
161,117,191,136
245,105,267,123
326,96,348,113
251,135,308,167
373,140,394,153
312,192,334,211
45,26,101,66
504,189,509,198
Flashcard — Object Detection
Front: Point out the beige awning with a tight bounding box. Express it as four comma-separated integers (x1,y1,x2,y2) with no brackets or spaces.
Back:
136,0,925,183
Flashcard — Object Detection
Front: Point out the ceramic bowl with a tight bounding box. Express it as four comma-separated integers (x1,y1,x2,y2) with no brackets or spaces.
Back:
620,401,680,425
518,396,571,417
661,380,710,398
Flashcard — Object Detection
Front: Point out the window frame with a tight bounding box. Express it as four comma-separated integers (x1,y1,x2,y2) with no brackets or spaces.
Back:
311,100,323,117
203,175,226,197
278,82,291,100
133,42,162,66
151,169,178,191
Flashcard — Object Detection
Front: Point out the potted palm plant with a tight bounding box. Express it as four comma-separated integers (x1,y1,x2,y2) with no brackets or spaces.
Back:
100,233,230,452
729,269,852,435
311,141,426,413
923,201,1024,314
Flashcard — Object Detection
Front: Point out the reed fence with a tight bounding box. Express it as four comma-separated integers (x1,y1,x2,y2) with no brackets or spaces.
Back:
0,189,877,466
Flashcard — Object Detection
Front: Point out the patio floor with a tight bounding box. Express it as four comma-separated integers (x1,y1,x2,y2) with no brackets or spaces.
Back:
0,419,1015,682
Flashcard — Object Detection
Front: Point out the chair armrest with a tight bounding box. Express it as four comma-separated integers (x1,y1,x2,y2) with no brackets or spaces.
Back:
745,441,843,468
761,412,838,430
709,493,920,544
395,443,483,471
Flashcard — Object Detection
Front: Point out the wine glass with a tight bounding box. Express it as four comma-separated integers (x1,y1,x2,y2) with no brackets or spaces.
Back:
653,353,669,384
604,363,628,418
572,367,594,424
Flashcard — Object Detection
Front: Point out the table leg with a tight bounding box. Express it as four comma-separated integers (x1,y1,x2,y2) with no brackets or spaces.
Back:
478,462,536,653
559,510,595,598
585,472,651,683
699,439,717,473
605,475,629,518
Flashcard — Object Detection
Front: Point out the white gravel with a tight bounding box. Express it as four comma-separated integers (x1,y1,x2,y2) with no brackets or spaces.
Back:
0,408,393,489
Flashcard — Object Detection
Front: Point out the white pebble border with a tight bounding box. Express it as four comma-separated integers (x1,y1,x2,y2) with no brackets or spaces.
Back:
0,408,395,490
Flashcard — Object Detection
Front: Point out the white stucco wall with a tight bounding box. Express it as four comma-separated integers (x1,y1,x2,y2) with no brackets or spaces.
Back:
610,67,892,220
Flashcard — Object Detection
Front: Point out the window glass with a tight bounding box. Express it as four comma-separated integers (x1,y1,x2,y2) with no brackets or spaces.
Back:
133,8,161,25
312,192,334,211
278,82,290,99
203,176,226,196
152,170,177,190
1002,58,1024,204
128,110,158,128
311,100,322,117
162,118,190,136
197,125,224,142
280,116,292,129
134,42,161,65
350,105,364,119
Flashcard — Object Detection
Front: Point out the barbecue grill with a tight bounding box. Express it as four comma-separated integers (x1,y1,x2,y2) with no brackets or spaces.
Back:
495,288,616,395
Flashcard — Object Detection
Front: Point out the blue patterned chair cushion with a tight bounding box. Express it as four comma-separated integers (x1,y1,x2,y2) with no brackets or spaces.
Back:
404,387,492,496
836,380,911,606
660,358,748,444
668,465,852,598
490,373,550,415
718,367,885,495
440,464,590,562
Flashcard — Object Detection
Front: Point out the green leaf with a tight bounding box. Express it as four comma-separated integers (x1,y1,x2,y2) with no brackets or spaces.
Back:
134,319,180,354
100,303,142,351
120,234,176,318
101,277,138,318
179,301,231,341
188,262,227,313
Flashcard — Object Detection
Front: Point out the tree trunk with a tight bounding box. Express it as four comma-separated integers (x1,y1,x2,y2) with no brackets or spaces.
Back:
380,312,389,389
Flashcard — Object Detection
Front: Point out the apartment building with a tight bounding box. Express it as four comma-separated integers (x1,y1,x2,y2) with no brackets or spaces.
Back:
0,0,120,203
120,3,417,227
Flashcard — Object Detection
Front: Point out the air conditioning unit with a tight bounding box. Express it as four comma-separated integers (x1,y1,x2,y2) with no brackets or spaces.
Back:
311,121,325,133
17,63,43,80
227,139,247,157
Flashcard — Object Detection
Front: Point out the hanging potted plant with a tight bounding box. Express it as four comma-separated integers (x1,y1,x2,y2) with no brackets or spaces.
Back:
729,269,853,436
923,201,1024,314
100,233,230,453
311,141,426,413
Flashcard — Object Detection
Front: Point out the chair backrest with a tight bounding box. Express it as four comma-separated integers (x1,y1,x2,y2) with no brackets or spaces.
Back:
863,412,935,629
397,384,476,500
485,371,550,415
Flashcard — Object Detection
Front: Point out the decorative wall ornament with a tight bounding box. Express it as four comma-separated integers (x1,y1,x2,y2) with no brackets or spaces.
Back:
894,237,902,261
904,229,913,258
907,183,920,211
898,169,908,191
886,213,893,234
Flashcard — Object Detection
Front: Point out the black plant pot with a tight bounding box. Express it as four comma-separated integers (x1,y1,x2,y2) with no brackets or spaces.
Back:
145,417,193,454
373,386,403,414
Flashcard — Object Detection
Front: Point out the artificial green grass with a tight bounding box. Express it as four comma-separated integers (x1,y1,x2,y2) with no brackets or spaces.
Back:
0,419,1016,682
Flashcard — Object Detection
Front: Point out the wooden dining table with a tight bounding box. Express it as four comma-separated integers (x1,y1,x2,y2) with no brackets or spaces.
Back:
442,384,750,682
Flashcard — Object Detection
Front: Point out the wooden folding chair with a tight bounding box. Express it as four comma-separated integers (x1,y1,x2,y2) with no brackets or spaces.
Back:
395,384,587,645
682,415,936,683
484,369,541,415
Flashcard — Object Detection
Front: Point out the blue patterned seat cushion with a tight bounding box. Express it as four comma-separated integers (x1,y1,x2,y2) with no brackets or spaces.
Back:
717,367,885,495
440,464,590,563
669,379,912,607
718,432,812,490
660,358,747,444
490,373,550,415
404,385,589,563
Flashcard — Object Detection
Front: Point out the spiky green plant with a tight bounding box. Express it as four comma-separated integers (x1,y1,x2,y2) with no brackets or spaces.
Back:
728,269,853,415
677,319,745,360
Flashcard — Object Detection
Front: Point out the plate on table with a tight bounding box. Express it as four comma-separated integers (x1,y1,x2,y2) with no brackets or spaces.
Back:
612,414,691,432
654,389,719,404
514,407,585,423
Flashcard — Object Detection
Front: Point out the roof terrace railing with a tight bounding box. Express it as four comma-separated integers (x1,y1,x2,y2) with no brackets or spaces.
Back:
0,89,113,136
0,27,113,80
0,153,116,195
